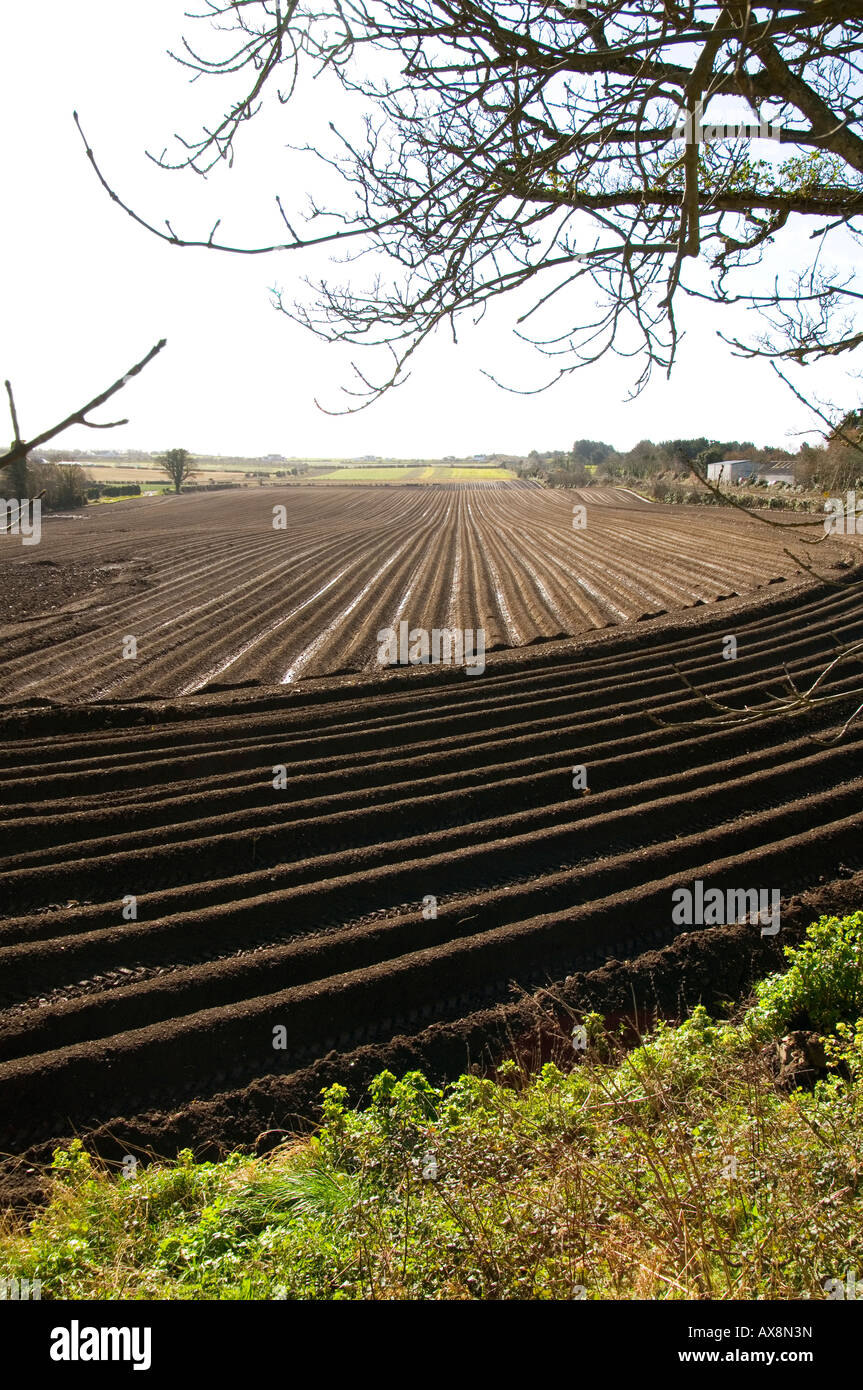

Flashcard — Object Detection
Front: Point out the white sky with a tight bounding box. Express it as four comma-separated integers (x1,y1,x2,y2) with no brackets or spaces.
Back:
1,2,858,458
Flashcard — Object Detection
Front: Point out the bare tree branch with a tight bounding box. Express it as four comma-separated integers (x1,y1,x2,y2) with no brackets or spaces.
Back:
649,634,863,742
0,339,168,473
75,2,863,408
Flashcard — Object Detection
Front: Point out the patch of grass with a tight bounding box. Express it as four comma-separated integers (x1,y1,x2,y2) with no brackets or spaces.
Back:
89,491,164,505
313,465,516,482
2,914,862,1300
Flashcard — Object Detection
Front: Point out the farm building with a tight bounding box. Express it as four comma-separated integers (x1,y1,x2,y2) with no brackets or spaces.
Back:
758,463,795,485
706,460,795,486
706,460,757,484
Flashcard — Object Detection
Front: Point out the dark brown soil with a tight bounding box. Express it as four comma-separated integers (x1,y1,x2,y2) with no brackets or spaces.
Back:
1,482,844,701
1,566,862,1206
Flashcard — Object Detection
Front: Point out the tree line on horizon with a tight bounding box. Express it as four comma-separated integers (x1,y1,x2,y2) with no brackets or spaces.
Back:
520,422,863,495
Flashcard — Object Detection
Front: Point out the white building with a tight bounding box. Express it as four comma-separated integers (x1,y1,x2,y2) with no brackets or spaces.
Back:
759,462,795,486
706,459,794,486
706,459,757,484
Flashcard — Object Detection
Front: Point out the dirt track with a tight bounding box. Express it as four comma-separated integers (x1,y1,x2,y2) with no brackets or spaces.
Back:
1,568,862,1198
0,482,811,702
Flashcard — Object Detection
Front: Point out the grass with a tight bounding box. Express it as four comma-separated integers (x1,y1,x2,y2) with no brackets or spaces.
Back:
89,488,171,505
312,465,517,482
2,912,862,1300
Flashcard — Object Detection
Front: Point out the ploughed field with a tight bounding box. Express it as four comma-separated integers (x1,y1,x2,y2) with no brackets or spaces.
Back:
0,481,804,702
1,568,863,1193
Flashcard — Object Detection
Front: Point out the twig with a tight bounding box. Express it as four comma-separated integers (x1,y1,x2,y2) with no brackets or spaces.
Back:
649,639,863,740
5,381,22,446
0,339,167,472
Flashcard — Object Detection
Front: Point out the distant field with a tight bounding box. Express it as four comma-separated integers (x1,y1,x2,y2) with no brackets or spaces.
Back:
60,463,251,486
1,482,806,701
313,465,516,482
56,461,518,485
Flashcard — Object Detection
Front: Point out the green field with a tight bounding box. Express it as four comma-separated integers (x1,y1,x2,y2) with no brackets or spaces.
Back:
312,464,516,482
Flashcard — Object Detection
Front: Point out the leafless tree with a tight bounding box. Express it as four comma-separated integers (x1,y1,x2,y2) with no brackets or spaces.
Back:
76,2,863,410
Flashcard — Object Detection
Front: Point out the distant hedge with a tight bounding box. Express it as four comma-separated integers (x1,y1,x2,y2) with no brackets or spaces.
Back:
87,483,142,498
179,481,243,492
